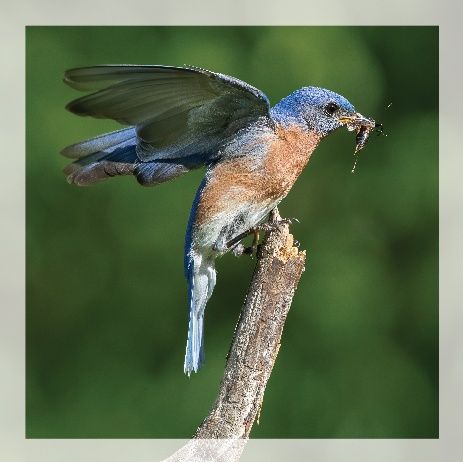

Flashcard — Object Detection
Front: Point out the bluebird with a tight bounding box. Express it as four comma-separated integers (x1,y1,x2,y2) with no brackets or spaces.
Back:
62,65,376,375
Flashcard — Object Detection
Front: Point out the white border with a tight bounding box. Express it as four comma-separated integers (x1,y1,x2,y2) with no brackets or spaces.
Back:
2,0,462,460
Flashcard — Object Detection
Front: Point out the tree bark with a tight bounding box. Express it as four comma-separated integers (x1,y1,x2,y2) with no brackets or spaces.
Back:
163,209,307,461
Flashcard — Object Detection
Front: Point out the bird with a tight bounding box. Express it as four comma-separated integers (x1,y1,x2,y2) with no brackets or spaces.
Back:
61,64,376,375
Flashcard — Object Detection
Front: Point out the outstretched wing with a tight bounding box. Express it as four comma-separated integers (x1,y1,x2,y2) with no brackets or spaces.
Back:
64,65,271,163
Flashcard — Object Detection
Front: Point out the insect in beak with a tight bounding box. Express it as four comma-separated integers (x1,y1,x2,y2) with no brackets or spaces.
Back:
337,112,384,173
338,112,377,153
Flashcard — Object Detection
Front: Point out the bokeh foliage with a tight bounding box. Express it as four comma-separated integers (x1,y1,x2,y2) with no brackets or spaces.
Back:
26,26,438,438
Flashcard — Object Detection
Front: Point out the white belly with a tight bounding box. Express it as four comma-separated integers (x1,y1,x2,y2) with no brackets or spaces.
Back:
192,197,279,256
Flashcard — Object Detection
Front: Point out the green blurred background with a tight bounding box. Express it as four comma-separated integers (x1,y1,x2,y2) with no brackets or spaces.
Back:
26,26,438,438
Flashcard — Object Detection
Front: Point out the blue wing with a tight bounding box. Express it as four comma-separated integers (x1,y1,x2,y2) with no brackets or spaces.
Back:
62,65,271,185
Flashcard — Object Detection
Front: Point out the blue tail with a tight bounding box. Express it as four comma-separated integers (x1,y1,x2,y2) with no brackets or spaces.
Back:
62,127,190,186
184,251,216,375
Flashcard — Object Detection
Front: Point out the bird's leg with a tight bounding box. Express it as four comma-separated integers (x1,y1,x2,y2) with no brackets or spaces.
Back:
227,208,282,251
242,229,260,257
230,236,260,257
226,228,256,252
226,214,297,256
228,228,260,257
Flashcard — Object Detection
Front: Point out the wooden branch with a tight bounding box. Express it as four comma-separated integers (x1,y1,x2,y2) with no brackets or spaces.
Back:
163,209,307,461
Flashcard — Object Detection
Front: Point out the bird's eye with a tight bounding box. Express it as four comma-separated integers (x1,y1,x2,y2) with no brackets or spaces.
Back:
325,102,339,115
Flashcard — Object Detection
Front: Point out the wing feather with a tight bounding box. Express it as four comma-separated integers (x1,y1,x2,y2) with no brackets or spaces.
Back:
63,65,271,164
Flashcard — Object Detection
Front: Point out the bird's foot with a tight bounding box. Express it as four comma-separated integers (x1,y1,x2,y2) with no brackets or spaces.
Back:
226,217,298,254
231,229,260,257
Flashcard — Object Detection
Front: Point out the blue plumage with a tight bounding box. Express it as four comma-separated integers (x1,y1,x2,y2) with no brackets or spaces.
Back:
62,65,375,374
183,178,210,374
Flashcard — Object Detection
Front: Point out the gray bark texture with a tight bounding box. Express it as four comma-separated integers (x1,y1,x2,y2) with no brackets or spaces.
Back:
163,211,307,462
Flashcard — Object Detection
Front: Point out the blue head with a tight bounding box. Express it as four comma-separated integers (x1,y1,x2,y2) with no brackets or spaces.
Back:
271,86,369,137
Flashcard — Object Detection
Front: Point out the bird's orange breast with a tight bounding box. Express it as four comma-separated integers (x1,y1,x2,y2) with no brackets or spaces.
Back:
195,125,321,226
263,124,321,199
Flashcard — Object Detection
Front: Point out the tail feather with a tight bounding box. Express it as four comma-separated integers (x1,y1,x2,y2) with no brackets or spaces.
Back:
63,136,138,185
61,127,137,159
184,252,216,375
62,127,191,186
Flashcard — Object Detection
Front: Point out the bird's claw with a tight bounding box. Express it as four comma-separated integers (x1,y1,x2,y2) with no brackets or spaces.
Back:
227,216,297,254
